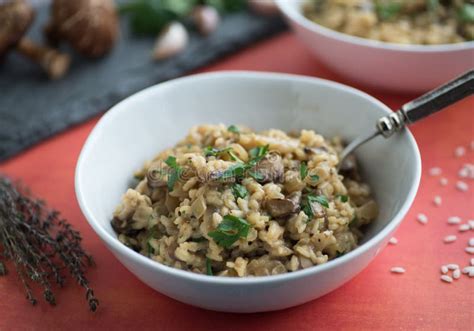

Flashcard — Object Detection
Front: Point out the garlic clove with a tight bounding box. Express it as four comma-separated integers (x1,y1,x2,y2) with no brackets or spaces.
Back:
248,0,279,16
152,22,189,61
192,5,220,36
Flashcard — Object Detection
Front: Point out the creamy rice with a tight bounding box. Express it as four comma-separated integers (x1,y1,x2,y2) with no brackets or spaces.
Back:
303,0,474,44
111,125,378,277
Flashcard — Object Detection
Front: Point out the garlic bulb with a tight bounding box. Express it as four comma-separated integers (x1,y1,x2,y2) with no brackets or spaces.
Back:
152,22,189,61
192,5,220,36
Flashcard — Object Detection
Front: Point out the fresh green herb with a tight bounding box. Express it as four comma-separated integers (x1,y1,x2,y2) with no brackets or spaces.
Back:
203,146,242,162
206,258,213,276
459,4,474,23
308,194,329,208
248,145,269,164
338,195,349,203
220,162,248,180
248,170,265,181
228,125,240,134
231,183,248,199
310,174,319,182
120,0,247,35
301,199,314,219
165,156,181,192
375,1,402,20
300,162,308,180
208,215,250,248
427,0,439,11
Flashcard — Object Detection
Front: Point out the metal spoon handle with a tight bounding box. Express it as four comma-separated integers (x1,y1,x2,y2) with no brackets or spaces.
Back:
377,69,474,137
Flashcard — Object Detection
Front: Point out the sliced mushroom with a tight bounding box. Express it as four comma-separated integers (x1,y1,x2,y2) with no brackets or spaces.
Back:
266,191,301,218
253,152,284,184
146,163,167,188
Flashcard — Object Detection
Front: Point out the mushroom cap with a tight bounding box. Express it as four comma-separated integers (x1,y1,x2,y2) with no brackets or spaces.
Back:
48,0,119,58
0,0,34,55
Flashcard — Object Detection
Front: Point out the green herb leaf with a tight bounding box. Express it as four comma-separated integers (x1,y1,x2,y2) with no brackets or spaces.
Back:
248,170,264,181
165,156,181,192
208,215,250,248
228,125,240,134
338,195,349,203
231,183,248,199
376,1,401,20
206,258,213,276
220,162,247,180
459,4,474,23
248,145,269,163
310,174,319,182
300,162,308,180
307,194,329,208
427,0,439,11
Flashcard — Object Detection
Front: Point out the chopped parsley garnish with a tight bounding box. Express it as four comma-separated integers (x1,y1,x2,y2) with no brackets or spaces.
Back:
218,145,269,180
208,215,250,248
301,193,330,218
375,1,401,20
206,258,213,276
203,146,242,162
338,195,349,203
231,183,248,199
459,4,474,23
427,0,439,11
228,125,240,134
308,194,329,208
248,170,264,181
248,145,269,164
300,162,308,180
310,174,319,182
165,156,181,192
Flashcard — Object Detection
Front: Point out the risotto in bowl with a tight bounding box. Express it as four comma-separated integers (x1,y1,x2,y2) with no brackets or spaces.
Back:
75,71,421,312
276,0,474,92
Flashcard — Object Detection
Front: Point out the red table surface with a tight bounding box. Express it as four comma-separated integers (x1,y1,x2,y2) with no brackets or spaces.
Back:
1,33,473,331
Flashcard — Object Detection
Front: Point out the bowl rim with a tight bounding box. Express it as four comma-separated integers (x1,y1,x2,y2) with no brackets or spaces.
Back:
75,70,422,285
275,0,474,53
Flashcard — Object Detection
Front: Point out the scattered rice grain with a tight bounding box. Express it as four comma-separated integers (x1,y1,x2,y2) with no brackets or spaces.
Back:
440,275,453,283
443,235,457,243
390,267,405,274
388,237,398,245
440,265,448,274
469,238,474,247
417,213,428,225
452,269,461,279
447,263,459,270
433,195,442,206
455,146,466,157
459,167,469,178
439,178,448,186
456,181,469,192
459,224,470,232
429,167,442,176
471,258,474,266
465,247,474,254
448,216,461,225
468,220,474,229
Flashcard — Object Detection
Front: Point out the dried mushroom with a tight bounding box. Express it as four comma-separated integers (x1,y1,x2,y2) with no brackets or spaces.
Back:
44,0,119,58
0,0,70,79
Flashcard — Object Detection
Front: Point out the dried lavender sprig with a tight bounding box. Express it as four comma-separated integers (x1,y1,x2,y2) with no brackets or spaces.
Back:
0,175,98,311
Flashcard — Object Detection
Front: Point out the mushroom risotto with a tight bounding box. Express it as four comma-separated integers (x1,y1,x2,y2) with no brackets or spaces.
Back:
111,125,378,277
303,0,474,44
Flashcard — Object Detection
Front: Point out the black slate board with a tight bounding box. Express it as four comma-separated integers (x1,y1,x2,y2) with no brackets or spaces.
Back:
0,4,286,161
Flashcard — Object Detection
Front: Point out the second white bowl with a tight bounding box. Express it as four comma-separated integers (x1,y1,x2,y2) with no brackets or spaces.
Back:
277,0,474,93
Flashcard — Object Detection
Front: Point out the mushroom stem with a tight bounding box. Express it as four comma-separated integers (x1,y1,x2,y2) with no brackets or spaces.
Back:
16,38,70,79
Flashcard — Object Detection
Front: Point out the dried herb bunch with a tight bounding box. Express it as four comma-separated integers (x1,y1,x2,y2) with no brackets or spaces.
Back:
0,175,98,311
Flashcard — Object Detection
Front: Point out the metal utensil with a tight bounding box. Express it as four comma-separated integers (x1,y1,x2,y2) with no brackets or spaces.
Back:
338,69,474,170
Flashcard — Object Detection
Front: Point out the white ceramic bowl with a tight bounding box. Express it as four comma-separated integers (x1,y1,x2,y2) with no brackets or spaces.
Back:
75,71,421,312
276,0,474,93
